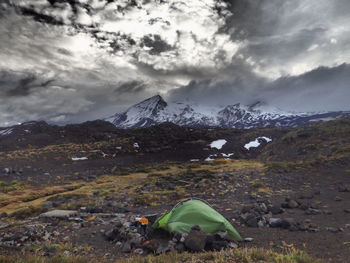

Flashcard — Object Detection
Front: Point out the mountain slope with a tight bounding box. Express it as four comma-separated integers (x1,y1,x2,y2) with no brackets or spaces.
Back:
106,95,350,129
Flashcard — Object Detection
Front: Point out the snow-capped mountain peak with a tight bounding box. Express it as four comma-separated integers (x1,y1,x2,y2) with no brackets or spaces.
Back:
105,96,350,129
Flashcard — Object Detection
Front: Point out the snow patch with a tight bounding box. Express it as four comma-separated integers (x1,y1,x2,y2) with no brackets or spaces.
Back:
190,159,200,162
0,128,13,136
210,139,227,150
244,137,272,150
71,157,88,161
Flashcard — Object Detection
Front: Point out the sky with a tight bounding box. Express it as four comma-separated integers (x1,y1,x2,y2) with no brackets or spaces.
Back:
1,0,350,126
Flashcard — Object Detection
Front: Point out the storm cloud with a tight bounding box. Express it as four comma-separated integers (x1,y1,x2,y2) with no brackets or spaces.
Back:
0,0,349,126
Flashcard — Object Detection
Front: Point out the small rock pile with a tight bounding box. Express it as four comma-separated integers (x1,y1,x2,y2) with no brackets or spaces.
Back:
237,197,322,232
0,224,57,247
103,224,238,255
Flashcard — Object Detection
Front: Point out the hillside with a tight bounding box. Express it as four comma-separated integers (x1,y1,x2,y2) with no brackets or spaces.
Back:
0,118,349,262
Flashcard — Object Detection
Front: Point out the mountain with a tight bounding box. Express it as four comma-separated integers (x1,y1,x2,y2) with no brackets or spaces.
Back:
105,95,350,129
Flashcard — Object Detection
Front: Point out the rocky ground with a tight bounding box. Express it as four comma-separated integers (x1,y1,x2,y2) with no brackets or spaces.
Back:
0,118,349,262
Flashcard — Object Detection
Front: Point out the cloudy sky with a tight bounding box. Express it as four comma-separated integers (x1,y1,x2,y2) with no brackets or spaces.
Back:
1,0,350,126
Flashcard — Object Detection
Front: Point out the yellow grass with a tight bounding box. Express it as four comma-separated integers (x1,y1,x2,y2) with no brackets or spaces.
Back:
0,160,264,216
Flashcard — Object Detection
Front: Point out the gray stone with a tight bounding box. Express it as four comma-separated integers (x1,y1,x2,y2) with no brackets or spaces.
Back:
133,248,144,255
269,218,283,228
287,200,299,209
269,205,283,215
39,210,78,219
244,237,254,242
121,241,132,253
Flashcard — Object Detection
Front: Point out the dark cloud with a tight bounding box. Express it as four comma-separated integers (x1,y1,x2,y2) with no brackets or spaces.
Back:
141,34,173,55
19,6,65,25
0,0,349,126
115,81,147,94
168,63,350,112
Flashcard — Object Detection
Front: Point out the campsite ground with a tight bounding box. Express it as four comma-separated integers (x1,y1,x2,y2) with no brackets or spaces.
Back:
0,119,349,262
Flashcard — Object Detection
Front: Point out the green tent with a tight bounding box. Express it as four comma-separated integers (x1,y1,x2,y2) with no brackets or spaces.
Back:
153,199,242,241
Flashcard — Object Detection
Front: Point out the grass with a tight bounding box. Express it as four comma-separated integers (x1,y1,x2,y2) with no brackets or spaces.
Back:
0,160,264,217
0,248,322,263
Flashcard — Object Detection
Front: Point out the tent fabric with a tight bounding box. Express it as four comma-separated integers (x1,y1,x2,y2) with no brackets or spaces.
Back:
153,199,242,241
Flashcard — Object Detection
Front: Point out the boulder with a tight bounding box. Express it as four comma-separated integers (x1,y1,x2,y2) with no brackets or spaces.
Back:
269,218,296,229
121,241,132,253
268,205,283,215
184,225,207,252
245,214,258,227
104,228,120,241
39,210,78,219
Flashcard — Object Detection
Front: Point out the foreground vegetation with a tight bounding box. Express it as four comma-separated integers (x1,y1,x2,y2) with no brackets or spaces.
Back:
0,248,321,263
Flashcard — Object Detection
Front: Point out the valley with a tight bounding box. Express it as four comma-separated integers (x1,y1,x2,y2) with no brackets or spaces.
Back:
0,118,349,262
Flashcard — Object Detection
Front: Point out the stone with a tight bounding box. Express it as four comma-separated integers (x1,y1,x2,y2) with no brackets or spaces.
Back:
104,228,120,241
211,240,229,251
175,243,185,253
133,248,144,255
280,218,297,229
245,214,258,227
244,237,254,242
85,206,104,213
142,240,159,253
121,241,132,253
39,210,78,219
269,218,283,228
257,220,265,228
326,227,342,233
344,209,350,213
184,225,207,252
269,205,283,215
269,218,296,229
228,242,238,249
287,200,299,209
305,208,322,215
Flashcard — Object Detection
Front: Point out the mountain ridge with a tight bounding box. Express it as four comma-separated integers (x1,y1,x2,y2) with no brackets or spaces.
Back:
105,95,350,129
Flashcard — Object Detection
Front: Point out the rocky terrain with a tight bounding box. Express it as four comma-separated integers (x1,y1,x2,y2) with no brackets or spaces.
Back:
0,117,349,262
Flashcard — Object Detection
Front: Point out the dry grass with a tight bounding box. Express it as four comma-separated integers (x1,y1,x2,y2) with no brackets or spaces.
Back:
0,160,264,217
0,248,321,263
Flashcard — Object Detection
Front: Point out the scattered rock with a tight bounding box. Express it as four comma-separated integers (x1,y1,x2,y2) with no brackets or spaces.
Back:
305,208,322,215
326,227,343,233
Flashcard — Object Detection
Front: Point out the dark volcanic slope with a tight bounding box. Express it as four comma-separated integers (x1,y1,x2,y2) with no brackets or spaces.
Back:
260,117,350,163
